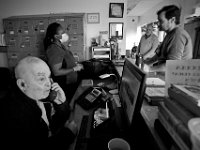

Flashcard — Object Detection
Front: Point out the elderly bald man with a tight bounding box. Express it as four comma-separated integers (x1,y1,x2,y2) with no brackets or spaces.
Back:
138,24,159,60
0,56,77,149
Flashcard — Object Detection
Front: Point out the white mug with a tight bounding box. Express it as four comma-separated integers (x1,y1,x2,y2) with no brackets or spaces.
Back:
188,118,200,150
108,138,130,150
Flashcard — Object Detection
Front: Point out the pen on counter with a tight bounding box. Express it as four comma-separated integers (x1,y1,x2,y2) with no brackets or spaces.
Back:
106,101,109,118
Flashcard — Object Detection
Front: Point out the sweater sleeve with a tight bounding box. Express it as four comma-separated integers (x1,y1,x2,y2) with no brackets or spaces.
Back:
167,30,186,60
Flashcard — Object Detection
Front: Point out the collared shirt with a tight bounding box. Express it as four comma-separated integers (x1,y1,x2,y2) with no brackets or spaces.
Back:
157,27,193,61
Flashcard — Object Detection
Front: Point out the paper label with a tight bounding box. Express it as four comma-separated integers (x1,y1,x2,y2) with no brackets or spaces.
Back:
165,60,200,96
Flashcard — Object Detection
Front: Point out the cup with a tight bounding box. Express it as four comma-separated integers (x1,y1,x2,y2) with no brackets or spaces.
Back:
188,118,200,150
108,138,130,150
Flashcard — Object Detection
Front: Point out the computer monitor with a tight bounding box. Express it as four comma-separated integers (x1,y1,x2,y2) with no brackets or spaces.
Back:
119,58,147,127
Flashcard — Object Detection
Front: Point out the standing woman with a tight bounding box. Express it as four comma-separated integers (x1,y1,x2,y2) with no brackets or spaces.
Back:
44,22,83,101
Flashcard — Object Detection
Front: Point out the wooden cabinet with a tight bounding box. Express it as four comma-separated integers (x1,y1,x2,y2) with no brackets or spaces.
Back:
184,18,200,58
3,13,86,68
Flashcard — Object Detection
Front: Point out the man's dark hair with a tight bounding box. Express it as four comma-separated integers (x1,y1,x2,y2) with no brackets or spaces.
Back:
157,5,181,25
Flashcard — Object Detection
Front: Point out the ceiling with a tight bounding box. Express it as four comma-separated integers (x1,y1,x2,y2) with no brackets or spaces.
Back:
127,0,163,16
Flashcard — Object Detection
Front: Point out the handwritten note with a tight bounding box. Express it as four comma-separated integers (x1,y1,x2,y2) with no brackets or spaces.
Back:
165,59,200,96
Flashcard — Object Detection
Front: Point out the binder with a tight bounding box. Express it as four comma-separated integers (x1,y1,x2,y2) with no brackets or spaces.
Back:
158,111,191,150
164,98,195,127
168,85,200,117
158,102,191,149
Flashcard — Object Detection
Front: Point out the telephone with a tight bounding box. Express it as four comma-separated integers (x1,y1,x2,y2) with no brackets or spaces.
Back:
40,78,57,103
40,90,57,103
77,87,104,110
47,78,58,102
48,90,57,102
85,88,102,103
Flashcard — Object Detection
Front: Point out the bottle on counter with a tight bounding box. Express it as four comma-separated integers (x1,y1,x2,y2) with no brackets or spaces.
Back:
135,53,144,70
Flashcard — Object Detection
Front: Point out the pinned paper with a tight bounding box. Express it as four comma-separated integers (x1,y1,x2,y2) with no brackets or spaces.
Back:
165,59,200,96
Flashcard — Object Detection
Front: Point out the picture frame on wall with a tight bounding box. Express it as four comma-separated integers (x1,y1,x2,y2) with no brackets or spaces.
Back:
109,3,124,18
87,13,100,24
109,22,124,40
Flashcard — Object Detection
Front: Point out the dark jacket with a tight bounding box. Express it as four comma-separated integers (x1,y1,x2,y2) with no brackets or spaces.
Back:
0,83,75,149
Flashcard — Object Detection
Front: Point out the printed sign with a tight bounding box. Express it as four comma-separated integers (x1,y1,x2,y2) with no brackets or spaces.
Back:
165,59,200,96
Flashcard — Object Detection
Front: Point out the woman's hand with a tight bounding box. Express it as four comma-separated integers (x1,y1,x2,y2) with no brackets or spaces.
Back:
51,82,66,104
73,63,84,72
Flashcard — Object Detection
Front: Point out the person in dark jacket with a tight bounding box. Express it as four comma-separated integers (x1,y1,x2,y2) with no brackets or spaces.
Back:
44,22,83,101
0,56,77,149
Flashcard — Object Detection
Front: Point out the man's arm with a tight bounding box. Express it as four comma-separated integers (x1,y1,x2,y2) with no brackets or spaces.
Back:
150,61,166,72
52,63,83,76
143,53,158,65
167,30,188,60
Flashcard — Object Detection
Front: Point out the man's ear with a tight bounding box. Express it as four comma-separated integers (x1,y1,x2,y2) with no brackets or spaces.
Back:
171,17,176,24
16,79,27,92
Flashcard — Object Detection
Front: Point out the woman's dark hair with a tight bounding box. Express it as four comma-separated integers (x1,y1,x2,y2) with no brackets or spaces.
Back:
157,5,181,25
43,22,62,50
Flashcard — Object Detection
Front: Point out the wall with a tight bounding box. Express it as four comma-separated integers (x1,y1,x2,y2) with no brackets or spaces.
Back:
126,16,140,50
0,0,127,60
138,0,200,25
138,0,183,26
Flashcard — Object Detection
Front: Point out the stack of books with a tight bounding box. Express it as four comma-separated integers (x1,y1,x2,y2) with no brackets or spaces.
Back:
156,84,200,150
144,77,165,105
168,84,200,116
157,101,192,150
